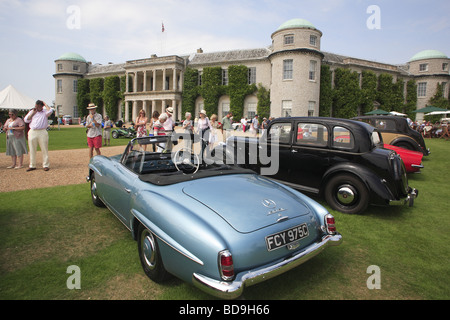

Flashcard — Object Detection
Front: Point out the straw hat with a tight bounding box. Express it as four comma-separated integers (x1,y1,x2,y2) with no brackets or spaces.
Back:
200,109,207,115
87,103,97,110
166,107,174,115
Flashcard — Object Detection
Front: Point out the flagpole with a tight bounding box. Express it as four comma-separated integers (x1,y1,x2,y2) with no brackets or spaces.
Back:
161,21,166,56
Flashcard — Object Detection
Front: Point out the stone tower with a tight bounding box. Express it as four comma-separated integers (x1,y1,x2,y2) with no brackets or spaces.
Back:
53,52,88,118
269,18,323,118
408,49,450,121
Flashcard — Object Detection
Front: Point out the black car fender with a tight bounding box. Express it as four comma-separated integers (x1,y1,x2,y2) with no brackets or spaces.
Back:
321,163,393,205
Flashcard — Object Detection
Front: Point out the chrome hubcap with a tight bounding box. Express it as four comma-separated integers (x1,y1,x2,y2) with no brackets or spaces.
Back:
141,230,156,269
91,181,98,200
337,185,356,205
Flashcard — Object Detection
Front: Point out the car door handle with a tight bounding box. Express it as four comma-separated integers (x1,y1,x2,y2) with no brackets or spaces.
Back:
125,188,132,194
291,149,298,153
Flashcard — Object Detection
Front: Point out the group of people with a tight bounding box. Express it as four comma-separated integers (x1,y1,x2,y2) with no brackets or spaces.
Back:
2,100,53,171
411,120,449,139
2,100,273,170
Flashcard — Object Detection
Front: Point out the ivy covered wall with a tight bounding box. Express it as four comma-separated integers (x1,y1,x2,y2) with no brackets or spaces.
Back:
182,65,257,120
319,66,418,119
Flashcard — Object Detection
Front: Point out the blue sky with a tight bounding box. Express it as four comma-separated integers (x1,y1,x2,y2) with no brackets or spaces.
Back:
1,0,449,104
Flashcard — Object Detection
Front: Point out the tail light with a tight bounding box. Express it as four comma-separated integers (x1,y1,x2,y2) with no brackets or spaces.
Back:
219,250,234,281
325,214,337,234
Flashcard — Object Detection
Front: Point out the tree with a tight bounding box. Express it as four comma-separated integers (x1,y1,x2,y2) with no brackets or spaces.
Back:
377,74,395,111
319,65,333,117
227,65,257,120
89,78,104,114
77,78,90,118
181,68,199,116
391,78,405,112
429,82,450,110
332,68,361,118
405,80,417,119
103,76,121,121
360,70,378,115
256,84,270,120
199,67,223,116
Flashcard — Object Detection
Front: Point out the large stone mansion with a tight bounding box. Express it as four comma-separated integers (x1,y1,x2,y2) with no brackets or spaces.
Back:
53,18,450,122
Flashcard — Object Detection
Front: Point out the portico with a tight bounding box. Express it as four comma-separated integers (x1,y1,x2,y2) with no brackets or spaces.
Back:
124,55,184,122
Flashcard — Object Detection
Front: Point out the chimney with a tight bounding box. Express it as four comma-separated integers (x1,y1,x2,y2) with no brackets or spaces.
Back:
197,48,203,54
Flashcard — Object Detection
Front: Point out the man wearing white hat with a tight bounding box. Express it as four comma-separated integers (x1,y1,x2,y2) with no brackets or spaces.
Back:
163,107,175,133
85,103,103,159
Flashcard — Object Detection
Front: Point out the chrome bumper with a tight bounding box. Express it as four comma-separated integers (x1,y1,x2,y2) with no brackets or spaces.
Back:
389,188,419,207
192,233,343,300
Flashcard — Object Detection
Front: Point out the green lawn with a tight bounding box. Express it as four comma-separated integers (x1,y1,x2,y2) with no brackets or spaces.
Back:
0,126,130,153
0,139,449,300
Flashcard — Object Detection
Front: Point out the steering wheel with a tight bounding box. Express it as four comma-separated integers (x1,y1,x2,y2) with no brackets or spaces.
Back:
173,148,200,175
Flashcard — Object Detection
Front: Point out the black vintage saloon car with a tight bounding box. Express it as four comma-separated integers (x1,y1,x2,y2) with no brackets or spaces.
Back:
224,117,418,214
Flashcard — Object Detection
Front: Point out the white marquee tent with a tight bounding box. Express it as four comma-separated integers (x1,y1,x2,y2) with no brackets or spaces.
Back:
0,85,35,110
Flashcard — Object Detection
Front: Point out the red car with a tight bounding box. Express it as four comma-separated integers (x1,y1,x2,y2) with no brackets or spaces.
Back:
384,144,424,173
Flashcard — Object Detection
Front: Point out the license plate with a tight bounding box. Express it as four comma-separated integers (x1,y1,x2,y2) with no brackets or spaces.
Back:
265,224,309,251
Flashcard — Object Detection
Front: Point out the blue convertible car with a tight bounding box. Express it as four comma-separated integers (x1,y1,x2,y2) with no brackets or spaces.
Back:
87,135,342,299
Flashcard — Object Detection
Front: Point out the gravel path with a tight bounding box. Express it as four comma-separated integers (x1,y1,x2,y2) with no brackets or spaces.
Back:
1,146,125,193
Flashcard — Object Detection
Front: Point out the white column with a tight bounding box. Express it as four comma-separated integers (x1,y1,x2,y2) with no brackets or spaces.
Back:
143,71,147,92
179,70,184,92
152,100,156,116
132,101,138,121
134,72,138,93
152,70,156,91
143,100,149,117
163,69,166,90
125,72,129,93
125,102,130,122
173,68,177,91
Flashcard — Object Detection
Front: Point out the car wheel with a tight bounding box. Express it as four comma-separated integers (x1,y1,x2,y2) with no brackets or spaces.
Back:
90,173,105,207
325,174,369,214
112,131,119,139
138,224,169,283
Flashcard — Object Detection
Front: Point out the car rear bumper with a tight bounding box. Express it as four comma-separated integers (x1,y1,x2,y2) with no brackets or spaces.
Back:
192,233,343,300
389,188,418,207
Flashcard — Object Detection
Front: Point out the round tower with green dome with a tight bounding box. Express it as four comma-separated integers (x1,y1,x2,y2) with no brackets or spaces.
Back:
408,49,450,121
269,19,323,117
53,52,88,119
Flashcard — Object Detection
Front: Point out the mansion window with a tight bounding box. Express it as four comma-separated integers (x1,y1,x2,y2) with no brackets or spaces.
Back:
417,82,427,97
308,101,316,117
282,100,292,117
73,80,78,93
419,63,428,72
221,102,230,119
222,69,229,85
309,60,317,81
73,64,79,72
283,59,293,80
57,80,63,93
73,106,79,118
443,63,449,71
57,64,63,71
248,67,256,85
198,71,202,86
247,103,257,119
310,35,317,46
284,35,294,45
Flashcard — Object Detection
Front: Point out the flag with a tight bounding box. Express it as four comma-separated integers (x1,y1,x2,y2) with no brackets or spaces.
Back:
162,22,165,32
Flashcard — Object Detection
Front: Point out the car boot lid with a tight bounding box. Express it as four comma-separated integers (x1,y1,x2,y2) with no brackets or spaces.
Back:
182,174,312,233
